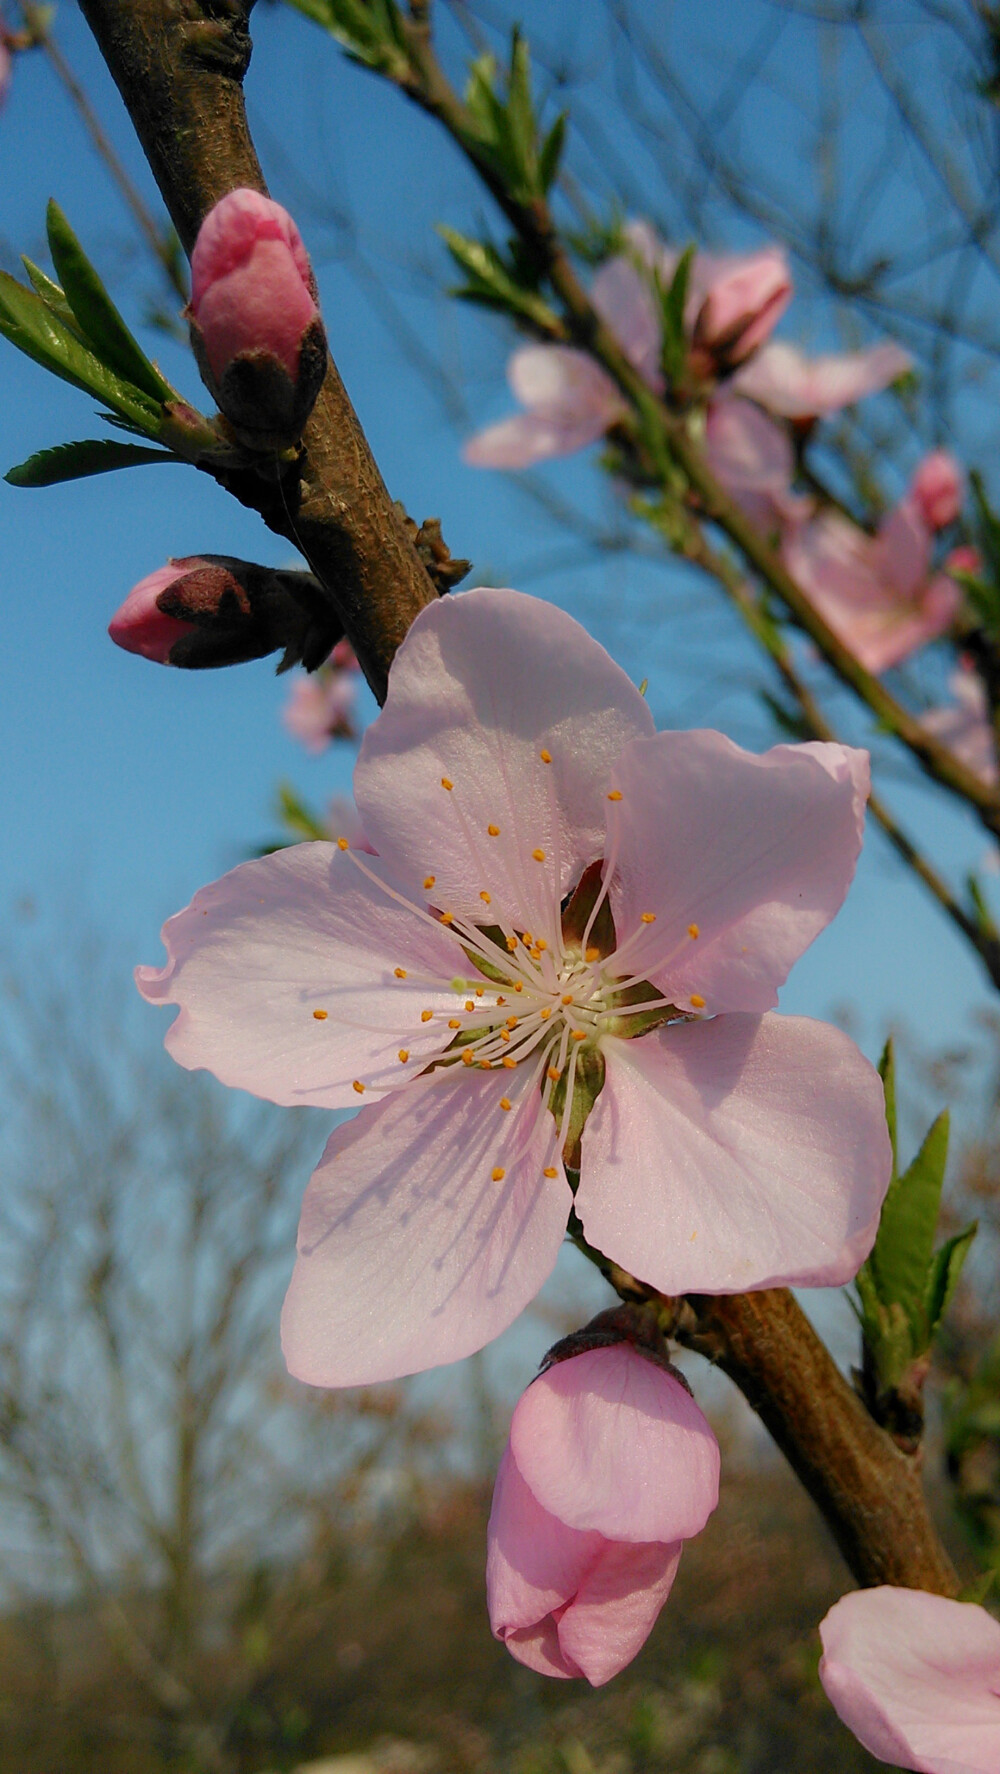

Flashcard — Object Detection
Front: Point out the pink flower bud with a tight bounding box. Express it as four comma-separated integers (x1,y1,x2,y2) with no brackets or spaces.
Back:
187,189,327,440
692,248,792,373
487,1342,720,1686
910,449,963,530
108,562,200,663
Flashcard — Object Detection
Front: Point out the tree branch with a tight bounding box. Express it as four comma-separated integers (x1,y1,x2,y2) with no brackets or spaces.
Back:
77,0,441,702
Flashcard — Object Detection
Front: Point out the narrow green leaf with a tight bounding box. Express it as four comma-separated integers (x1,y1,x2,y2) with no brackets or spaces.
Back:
278,784,328,843
438,227,560,332
878,1038,898,1178
5,438,173,488
21,256,81,332
658,243,695,383
538,112,567,194
45,201,175,404
967,872,999,941
506,29,537,181
870,1110,950,1317
924,1221,976,1335
0,270,162,433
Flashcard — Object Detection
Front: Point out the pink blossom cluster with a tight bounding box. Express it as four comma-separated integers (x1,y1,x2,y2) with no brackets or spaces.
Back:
464,222,970,678
283,638,360,751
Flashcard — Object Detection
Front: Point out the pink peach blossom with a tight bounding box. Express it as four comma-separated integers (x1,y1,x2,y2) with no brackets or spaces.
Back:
910,450,963,531
819,1586,1000,1771
732,339,911,418
283,657,357,751
691,248,792,371
137,588,890,1387
487,1342,719,1684
922,664,997,785
783,495,962,673
108,562,199,663
703,396,810,531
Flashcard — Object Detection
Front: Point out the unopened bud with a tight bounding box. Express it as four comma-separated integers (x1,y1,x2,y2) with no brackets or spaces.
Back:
691,249,792,375
187,189,327,444
910,450,963,531
109,555,343,671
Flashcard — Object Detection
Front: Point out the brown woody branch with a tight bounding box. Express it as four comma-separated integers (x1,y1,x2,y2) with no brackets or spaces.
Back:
77,0,440,703
78,0,962,1601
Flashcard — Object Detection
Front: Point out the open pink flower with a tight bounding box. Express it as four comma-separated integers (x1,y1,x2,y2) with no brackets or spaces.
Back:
487,1341,719,1685
819,1587,1000,1771
138,588,890,1387
783,491,962,673
922,663,997,786
283,644,360,751
732,339,911,418
463,256,659,469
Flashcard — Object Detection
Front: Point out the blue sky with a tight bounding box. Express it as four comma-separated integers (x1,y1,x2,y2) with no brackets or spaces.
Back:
0,0,995,1099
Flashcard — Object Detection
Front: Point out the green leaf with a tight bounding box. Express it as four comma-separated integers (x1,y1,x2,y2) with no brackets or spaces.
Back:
924,1221,976,1335
538,111,567,193
959,1569,996,1605
878,1037,898,1177
5,438,174,488
438,226,560,332
505,29,537,182
870,1109,950,1319
282,0,409,75
45,201,175,404
277,784,328,843
967,872,999,941
658,243,695,384
0,269,162,434
21,256,82,333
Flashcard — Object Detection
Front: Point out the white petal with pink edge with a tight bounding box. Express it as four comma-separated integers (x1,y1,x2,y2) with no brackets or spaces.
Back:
576,1015,891,1295
819,1587,1000,1773
136,843,467,1108
281,1057,571,1385
604,730,868,1014
511,1344,720,1544
355,588,654,945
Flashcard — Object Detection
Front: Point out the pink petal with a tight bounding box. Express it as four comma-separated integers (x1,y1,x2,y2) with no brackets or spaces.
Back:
784,511,957,674
508,344,626,424
281,1058,570,1385
876,496,932,600
577,1014,891,1295
819,1587,1000,1773
605,730,868,1014
136,843,468,1108
591,257,663,389
510,1344,719,1543
354,587,655,946
462,409,615,468
922,668,998,787
910,450,963,532
732,340,911,417
557,1537,682,1687
705,396,793,494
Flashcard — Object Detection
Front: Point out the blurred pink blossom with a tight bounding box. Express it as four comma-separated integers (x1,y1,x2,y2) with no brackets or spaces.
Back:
282,653,357,751
910,449,963,530
922,662,997,785
690,248,792,373
108,562,199,663
819,1586,1000,1772
487,1342,720,1684
732,339,912,418
703,396,810,531
138,587,890,1388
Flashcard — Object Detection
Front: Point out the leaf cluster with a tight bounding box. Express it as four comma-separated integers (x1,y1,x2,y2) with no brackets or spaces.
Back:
438,226,560,332
462,32,566,204
281,0,411,81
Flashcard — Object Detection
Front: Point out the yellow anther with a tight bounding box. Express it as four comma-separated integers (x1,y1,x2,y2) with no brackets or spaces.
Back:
530,948,542,961
421,1009,434,1023
547,1066,561,1082
500,1030,511,1043
571,1029,587,1042
513,982,523,993
532,848,546,863
475,988,484,997
543,1166,558,1179
440,911,454,925
398,1049,410,1063
690,994,706,1009
502,1056,517,1069
506,935,518,952
492,1167,506,1182
585,946,600,962
480,891,492,904
506,1016,519,1029
479,1059,492,1070
522,931,534,946
640,912,656,925
336,836,350,850
441,777,453,790
535,938,548,952
487,823,500,837
423,875,436,890
496,996,506,1006
448,1018,461,1030
462,1050,475,1066
540,748,552,764
394,967,407,979
688,923,700,939
561,993,573,1005
465,1000,475,1012
352,1080,365,1094
499,1097,512,1112
540,1007,552,1020
607,789,623,802
312,1009,328,1021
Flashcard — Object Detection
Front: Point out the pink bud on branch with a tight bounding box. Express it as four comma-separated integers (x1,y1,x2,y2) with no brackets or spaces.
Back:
690,248,792,376
187,189,327,443
109,556,344,671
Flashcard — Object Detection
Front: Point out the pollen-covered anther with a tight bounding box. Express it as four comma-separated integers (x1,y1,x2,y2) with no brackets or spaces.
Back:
479,1059,492,1069
540,748,552,764
540,1007,552,1020
441,777,453,790
607,789,623,802
690,994,706,1009
500,1030,511,1043
492,1166,506,1181
462,1051,475,1066
352,1080,365,1094
506,1017,519,1029
506,936,518,952
499,1097,512,1112
475,988,484,997
487,823,500,836
497,996,507,1006
543,1165,558,1178
448,1018,461,1029
423,875,436,890
535,938,548,952
480,891,492,904
420,1009,434,1023
546,1066,561,1082
513,982,523,993
465,999,475,1011
312,1009,328,1020
398,1049,409,1063
336,837,350,851
571,1029,587,1042
688,923,700,939
561,993,573,1005
585,946,600,962
532,848,546,863
640,912,657,925
394,967,407,979
440,912,454,926
502,1056,517,1069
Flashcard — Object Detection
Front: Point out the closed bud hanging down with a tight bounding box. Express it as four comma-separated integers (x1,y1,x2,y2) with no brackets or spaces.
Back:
108,556,343,672
187,189,327,444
